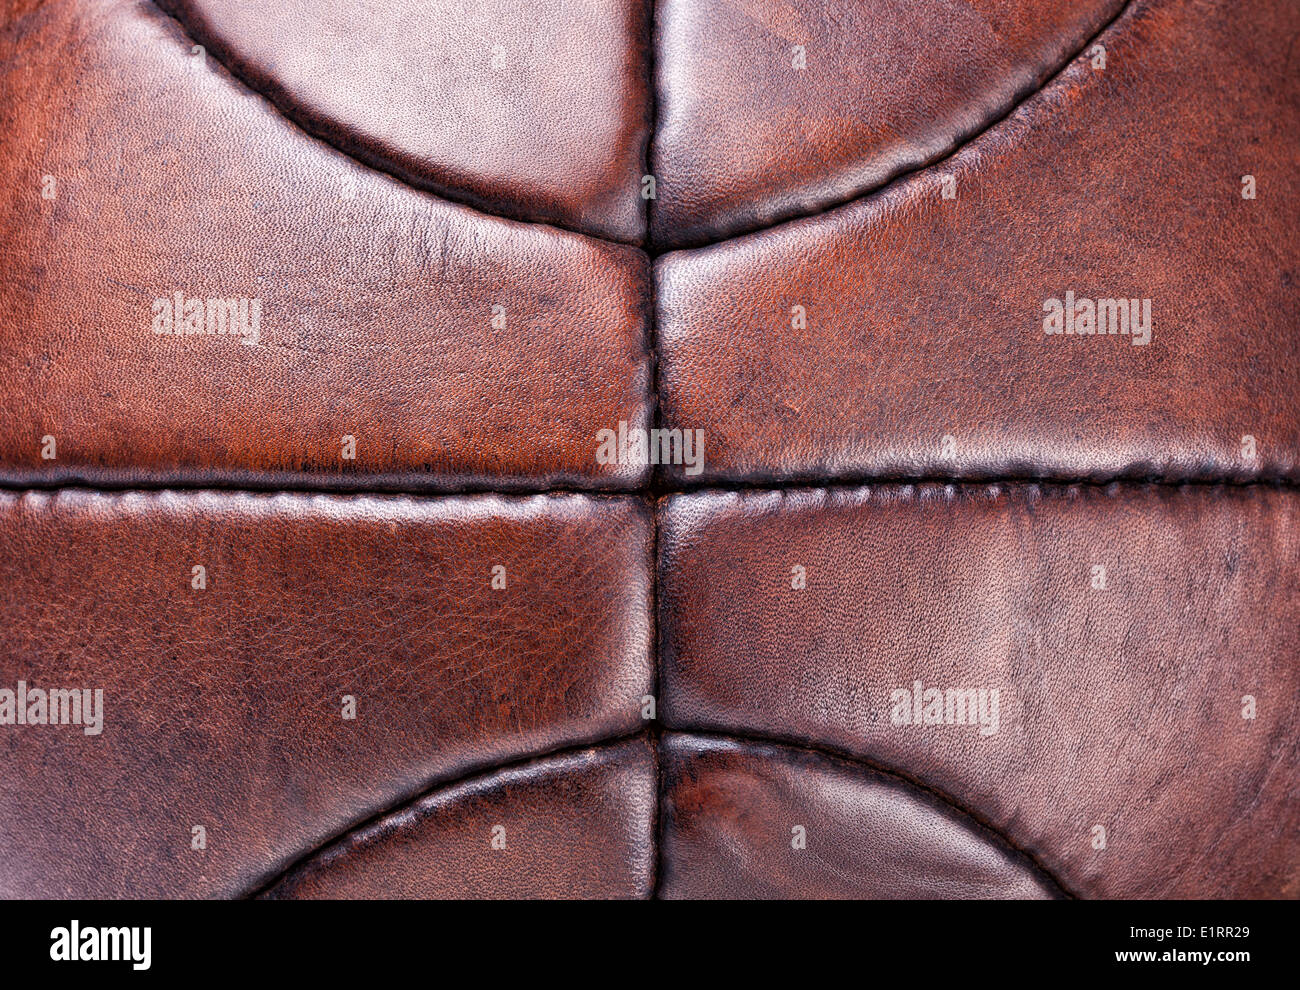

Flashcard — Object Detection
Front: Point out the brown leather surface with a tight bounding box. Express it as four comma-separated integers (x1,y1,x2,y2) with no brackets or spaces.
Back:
1,0,1297,900
0,490,652,897
263,739,656,899
657,0,1300,483
154,0,651,242
659,484,1300,898
660,734,1057,899
0,0,651,492
650,0,1125,247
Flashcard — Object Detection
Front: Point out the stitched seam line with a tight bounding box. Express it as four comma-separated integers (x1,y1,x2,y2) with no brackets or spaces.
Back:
665,727,1075,898
145,0,643,247
146,0,1140,255
247,727,1073,900
1,476,1296,500
644,0,667,903
243,727,651,899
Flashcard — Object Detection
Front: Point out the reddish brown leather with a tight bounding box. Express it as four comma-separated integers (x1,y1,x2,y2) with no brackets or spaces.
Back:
155,0,651,242
650,0,1124,246
0,490,652,897
659,485,1300,898
660,735,1057,899
263,740,656,899
657,0,1300,483
0,0,650,492
1,0,1297,901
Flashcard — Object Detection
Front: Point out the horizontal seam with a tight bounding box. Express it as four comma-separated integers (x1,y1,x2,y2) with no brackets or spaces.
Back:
0,478,645,499
654,473,1300,495
0,475,1295,501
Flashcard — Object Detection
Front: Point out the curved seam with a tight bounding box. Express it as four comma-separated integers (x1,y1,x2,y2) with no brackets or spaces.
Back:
246,724,1073,900
652,0,1139,253
667,727,1076,898
242,727,650,899
144,0,643,248
144,0,1139,254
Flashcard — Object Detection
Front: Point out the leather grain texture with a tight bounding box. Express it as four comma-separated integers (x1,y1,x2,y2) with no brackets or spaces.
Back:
660,734,1058,899
154,0,652,242
650,0,1125,247
0,489,652,897
657,0,1300,484
263,739,656,899
0,0,1296,900
659,485,1300,898
0,0,651,492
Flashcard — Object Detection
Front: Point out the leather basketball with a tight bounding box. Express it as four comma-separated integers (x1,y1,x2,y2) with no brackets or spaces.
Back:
1,0,1295,899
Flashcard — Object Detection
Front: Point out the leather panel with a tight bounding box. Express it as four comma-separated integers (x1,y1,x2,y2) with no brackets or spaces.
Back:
659,484,1300,898
0,489,652,897
264,739,656,899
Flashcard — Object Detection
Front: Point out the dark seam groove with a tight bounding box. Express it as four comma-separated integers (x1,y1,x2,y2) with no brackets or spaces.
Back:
144,0,644,249
643,0,663,480
653,473,1300,496
644,0,667,902
0,478,647,499
242,727,652,899
1,475,1295,502
650,503,665,899
669,727,1076,899
145,0,1137,256
244,726,1071,899
649,0,1138,254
